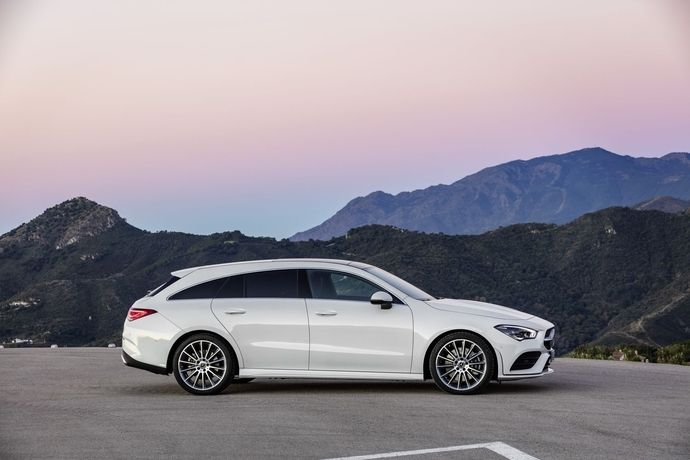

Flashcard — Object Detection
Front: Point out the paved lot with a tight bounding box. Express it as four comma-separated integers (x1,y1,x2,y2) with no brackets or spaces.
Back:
0,348,689,459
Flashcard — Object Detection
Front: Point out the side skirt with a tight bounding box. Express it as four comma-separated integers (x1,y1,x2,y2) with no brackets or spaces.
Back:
239,369,424,381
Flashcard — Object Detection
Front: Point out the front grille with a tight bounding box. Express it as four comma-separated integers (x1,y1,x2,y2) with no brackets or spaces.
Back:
544,327,555,350
510,351,542,371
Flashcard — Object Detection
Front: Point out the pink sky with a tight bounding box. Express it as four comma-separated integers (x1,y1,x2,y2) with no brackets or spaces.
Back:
1,0,689,237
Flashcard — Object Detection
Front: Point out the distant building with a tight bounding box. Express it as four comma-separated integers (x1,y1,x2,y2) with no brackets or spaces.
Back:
612,350,626,361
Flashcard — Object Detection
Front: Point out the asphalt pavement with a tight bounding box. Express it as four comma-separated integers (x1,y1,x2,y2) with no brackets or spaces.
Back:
0,348,688,459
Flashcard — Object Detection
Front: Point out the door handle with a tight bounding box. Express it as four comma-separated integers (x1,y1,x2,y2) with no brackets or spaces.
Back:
224,308,246,315
315,310,337,316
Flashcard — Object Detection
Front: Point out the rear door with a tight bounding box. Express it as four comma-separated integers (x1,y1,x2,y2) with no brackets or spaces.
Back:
305,270,414,373
211,269,310,370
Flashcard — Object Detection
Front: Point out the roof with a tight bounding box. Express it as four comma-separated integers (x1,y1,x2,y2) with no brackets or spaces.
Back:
170,258,370,278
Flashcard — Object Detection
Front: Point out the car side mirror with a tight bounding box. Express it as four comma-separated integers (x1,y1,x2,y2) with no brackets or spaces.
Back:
370,291,393,310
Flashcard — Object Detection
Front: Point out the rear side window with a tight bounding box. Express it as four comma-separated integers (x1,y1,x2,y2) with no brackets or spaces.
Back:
169,278,226,300
215,275,244,298
245,270,299,298
147,276,180,297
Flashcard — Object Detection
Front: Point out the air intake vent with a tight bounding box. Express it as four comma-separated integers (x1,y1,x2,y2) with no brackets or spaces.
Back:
544,327,555,350
510,351,542,371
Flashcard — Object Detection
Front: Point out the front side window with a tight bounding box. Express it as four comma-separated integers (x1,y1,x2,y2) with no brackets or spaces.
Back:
307,270,389,302
245,270,299,298
364,266,433,301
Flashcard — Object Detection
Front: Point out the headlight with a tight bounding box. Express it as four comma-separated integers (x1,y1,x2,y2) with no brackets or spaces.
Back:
495,325,537,341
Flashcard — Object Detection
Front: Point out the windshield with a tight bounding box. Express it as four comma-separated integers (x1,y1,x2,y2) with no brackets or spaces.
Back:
147,276,180,297
364,267,433,301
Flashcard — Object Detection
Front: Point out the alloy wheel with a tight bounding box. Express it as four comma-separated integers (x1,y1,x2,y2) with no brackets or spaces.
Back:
177,339,227,391
434,338,487,392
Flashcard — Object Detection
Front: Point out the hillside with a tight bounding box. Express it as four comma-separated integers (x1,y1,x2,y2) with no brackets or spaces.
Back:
632,196,690,213
291,148,690,241
1,198,690,353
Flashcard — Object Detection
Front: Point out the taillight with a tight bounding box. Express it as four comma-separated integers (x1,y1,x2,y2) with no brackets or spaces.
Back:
127,308,157,321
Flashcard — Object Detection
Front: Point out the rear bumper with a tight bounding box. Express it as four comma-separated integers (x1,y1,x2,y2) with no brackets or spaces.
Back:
122,350,168,375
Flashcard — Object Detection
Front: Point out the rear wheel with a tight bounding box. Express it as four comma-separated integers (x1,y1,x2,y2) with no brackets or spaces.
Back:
173,334,235,395
429,332,495,395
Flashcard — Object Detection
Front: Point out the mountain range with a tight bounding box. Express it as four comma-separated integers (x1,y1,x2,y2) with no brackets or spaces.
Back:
632,196,690,213
1,197,689,353
291,147,690,241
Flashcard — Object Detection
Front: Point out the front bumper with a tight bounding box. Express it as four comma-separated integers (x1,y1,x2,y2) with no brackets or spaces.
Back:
496,327,555,380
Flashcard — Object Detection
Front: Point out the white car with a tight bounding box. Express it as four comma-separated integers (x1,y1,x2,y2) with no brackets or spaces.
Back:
122,259,555,395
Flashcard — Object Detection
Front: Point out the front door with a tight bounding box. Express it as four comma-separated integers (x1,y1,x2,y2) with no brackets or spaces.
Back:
305,270,413,373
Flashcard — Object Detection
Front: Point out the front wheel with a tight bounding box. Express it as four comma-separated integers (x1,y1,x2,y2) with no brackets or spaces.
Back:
173,334,235,395
429,332,495,395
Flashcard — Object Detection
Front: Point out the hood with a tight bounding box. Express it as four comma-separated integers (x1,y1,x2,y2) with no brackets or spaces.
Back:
426,298,534,320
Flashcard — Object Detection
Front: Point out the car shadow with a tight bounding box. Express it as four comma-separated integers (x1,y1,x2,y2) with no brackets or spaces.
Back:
228,379,438,394
484,381,554,394
113,378,576,396
109,380,438,397
228,379,569,395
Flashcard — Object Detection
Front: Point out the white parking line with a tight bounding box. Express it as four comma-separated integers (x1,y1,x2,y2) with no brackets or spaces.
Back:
323,442,541,460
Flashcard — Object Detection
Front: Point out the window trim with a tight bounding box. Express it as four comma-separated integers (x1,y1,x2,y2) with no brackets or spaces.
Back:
164,268,407,303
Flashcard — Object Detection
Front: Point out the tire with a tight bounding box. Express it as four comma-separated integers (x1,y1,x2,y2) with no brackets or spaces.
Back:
233,378,254,384
173,334,235,395
429,332,495,395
